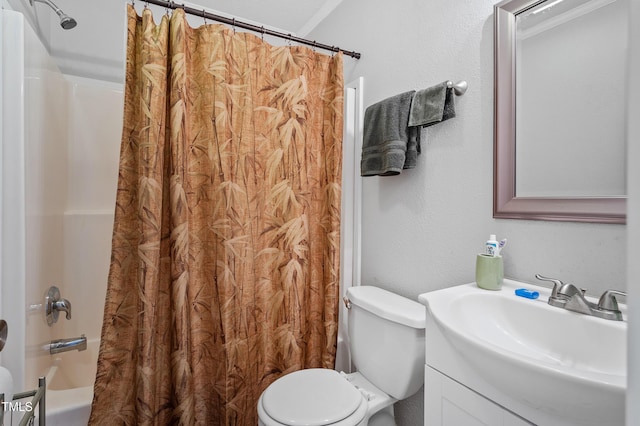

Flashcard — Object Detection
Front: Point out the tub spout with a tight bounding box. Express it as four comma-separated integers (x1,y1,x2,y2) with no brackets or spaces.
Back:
49,334,87,354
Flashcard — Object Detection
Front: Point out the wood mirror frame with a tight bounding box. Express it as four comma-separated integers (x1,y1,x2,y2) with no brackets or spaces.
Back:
493,0,626,224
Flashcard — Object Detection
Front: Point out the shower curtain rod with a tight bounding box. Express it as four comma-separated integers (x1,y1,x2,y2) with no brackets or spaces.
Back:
136,0,361,59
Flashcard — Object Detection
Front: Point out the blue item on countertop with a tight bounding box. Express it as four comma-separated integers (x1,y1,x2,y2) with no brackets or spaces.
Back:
515,288,539,299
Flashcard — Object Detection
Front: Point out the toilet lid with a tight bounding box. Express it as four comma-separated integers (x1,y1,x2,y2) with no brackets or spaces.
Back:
262,369,364,425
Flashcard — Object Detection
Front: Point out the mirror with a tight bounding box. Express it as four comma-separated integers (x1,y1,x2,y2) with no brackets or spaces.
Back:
493,0,627,224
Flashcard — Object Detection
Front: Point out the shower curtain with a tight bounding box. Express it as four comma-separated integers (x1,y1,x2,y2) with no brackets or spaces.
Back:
89,5,343,425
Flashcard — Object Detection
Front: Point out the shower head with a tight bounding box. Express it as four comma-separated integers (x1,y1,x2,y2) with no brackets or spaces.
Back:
58,11,77,30
29,0,77,30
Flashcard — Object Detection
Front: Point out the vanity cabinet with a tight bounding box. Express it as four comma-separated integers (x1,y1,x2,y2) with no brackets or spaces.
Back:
425,366,532,426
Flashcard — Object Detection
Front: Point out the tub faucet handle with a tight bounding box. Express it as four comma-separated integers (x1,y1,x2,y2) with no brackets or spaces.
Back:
53,299,72,320
45,286,72,326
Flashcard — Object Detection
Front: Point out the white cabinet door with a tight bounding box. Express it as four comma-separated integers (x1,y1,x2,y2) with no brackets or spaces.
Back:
425,366,532,426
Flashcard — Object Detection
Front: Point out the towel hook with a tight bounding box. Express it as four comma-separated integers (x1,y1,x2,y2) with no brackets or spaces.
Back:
446,80,468,96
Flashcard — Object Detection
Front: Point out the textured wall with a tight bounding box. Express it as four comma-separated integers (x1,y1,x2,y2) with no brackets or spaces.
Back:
307,1,627,424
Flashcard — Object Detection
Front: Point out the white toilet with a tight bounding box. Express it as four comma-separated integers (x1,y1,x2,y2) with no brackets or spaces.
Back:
257,286,426,426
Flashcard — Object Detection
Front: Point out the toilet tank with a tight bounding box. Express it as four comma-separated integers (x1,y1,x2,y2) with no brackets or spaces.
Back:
346,286,426,400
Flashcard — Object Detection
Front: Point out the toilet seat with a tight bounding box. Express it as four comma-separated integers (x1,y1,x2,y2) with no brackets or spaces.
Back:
259,369,367,426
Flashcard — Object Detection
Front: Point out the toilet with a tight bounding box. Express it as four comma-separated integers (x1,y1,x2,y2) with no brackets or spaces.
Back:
257,286,426,426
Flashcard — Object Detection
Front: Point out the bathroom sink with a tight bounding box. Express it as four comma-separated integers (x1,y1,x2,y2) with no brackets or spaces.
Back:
420,279,626,425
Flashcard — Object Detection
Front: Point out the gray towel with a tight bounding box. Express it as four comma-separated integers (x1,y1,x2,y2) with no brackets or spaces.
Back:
361,91,419,176
408,82,456,127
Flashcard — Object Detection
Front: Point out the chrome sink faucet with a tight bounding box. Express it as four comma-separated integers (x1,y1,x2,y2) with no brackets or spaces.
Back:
535,274,625,321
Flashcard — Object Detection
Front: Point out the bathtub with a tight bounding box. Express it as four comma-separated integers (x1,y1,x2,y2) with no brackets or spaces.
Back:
45,338,99,426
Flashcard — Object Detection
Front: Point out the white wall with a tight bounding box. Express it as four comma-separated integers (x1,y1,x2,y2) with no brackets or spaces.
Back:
310,0,626,300
6,0,125,82
6,0,40,38
20,0,302,83
307,1,627,424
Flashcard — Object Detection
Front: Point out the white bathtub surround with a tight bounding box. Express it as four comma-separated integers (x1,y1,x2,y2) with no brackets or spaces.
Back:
1,5,67,391
61,76,122,342
1,5,121,424
43,77,120,426
45,338,99,426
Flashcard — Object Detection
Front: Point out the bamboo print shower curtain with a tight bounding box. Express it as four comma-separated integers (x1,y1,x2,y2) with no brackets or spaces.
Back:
89,5,343,425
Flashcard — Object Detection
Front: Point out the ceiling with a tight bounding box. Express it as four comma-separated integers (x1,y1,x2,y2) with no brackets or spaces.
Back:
184,0,343,36
16,0,345,82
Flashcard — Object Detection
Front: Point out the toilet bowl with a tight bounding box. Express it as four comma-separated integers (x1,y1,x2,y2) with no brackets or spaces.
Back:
257,286,426,426
257,369,369,426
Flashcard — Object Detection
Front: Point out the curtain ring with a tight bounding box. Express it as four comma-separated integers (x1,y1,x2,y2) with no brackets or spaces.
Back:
260,26,265,41
144,1,148,9
287,33,292,46
232,18,236,34
312,41,317,52
202,8,207,24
